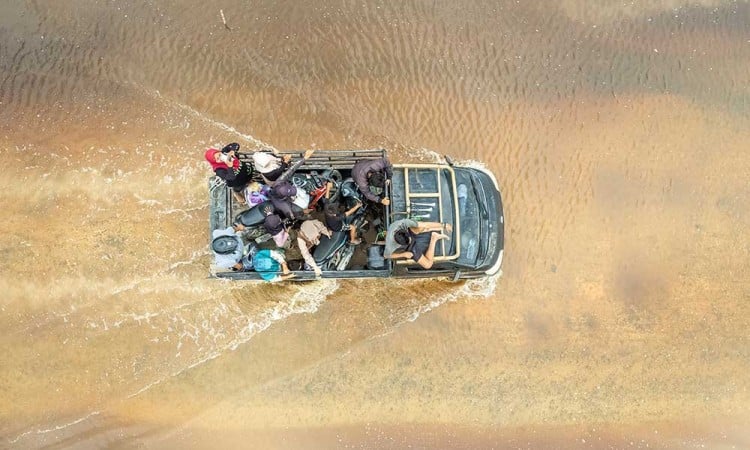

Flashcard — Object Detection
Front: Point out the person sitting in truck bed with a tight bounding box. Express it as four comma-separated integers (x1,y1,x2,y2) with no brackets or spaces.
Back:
251,148,293,184
385,221,452,270
243,181,269,208
211,223,253,272
296,219,332,278
268,149,315,219
252,248,295,282
322,181,362,245
352,157,393,206
262,204,290,248
205,143,254,205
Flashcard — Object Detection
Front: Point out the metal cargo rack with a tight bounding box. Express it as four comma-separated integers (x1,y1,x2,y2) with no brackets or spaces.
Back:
238,148,386,171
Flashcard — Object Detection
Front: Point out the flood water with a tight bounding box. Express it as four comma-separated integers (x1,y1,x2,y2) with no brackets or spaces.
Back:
1,1,749,448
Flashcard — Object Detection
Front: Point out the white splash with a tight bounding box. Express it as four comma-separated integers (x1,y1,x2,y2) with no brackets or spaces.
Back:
408,274,499,321
7,411,102,445
139,86,276,151
126,279,339,397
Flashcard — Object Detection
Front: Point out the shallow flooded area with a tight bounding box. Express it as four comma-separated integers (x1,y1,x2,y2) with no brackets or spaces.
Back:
1,1,749,448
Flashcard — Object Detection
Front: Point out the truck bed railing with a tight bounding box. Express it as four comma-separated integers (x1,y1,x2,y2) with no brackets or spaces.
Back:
238,148,385,171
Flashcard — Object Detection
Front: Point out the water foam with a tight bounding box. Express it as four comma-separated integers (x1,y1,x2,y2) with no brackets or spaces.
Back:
7,280,340,447
7,411,102,445
406,273,500,322
117,280,340,403
138,86,276,152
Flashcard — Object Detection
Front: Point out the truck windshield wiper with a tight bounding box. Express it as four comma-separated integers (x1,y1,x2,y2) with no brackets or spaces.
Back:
471,174,488,219
469,173,488,264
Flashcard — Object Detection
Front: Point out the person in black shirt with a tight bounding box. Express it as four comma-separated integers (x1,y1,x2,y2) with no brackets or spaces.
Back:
322,182,362,244
205,143,254,204
388,222,452,269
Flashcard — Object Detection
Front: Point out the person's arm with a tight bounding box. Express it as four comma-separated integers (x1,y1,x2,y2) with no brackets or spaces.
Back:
297,237,322,276
268,249,291,274
388,250,413,260
314,220,332,239
343,201,361,217
412,222,445,234
324,181,333,199
276,149,315,183
376,159,392,205
214,167,236,181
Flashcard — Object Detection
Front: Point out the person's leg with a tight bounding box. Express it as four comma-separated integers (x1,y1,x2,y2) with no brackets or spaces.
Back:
412,222,452,234
414,221,442,231
416,232,448,269
348,225,361,244
232,188,246,205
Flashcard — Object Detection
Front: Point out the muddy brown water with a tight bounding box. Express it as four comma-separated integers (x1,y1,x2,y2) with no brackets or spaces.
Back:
1,1,749,448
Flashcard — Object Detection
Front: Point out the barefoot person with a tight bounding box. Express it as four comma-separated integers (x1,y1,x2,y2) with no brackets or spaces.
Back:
322,181,363,245
385,221,452,269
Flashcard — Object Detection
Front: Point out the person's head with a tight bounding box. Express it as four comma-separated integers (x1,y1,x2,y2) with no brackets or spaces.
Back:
393,229,411,249
211,235,239,255
221,142,240,154
324,202,340,217
216,144,237,165
369,172,385,188
368,172,385,196
272,181,297,199
205,149,223,165
263,214,284,236
247,181,262,193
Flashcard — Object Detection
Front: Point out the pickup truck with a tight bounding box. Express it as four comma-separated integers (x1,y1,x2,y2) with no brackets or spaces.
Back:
208,149,503,281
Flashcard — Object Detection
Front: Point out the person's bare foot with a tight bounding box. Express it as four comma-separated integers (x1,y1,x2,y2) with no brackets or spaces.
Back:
433,233,449,241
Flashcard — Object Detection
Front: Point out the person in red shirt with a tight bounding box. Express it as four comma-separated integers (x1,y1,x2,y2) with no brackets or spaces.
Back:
205,143,254,204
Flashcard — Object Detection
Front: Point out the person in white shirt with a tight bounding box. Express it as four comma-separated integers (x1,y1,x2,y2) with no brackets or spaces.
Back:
252,149,291,184
295,219,332,277
211,224,252,271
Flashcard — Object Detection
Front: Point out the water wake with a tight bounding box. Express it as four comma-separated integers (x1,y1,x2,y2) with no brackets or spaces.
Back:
138,86,277,152
7,411,102,445
6,280,340,448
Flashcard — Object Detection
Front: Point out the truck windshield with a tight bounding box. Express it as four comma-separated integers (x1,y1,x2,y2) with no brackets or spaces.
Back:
455,169,485,267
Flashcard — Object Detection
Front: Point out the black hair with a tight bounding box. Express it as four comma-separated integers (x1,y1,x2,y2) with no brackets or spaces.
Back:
222,142,240,153
369,172,385,188
263,214,284,235
324,203,340,217
394,229,410,246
